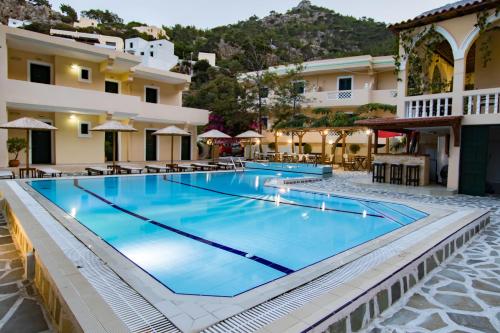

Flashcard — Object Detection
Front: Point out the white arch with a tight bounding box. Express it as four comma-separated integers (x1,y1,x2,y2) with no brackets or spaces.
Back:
459,12,500,59
400,25,460,70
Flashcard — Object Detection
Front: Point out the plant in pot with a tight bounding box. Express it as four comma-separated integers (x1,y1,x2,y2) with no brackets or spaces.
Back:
349,143,361,155
7,137,27,167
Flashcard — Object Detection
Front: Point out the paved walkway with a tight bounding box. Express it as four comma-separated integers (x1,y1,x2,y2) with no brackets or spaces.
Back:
302,172,500,333
0,213,51,333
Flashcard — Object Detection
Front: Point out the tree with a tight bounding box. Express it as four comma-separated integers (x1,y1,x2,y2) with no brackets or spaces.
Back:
60,4,78,22
81,9,123,25
184,73,256,136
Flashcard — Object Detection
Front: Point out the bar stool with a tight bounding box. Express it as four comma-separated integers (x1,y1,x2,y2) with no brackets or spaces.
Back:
405,164,420,186
372,162,386,183
390,164,404,185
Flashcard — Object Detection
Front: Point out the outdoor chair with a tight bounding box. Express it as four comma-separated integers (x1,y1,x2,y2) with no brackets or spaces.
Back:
191,163,219,171
85,167,112,176
0,170,15,179
37,167,63,178
342,154,355,171
119,165,144,174
145,165,171,173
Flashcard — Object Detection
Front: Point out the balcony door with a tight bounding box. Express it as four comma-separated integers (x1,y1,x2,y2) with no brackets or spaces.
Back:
181,135,191,160
29,61,51,84
105,80,120,94
31,120,53,164
145,130,158,161
337,76,352,99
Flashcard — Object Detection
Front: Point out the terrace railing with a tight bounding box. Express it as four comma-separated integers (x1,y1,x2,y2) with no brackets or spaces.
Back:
404,93,453,118
463,88,500,116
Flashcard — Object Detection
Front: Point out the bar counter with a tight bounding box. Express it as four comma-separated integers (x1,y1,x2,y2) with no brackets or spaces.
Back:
373,154,430,186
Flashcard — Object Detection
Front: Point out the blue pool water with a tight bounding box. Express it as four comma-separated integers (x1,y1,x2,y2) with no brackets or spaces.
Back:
29,170,427,297
245,162,333,175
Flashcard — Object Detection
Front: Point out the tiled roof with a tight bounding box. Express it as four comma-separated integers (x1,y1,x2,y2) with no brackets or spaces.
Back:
390,0,499,31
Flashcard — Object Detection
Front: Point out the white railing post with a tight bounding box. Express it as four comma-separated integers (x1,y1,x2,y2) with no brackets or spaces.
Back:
495,93,499,114
467,96,472,115
444,98,449,116
476,95,481,115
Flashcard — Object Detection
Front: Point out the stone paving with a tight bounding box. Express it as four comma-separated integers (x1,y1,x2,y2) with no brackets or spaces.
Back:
0,213,51,333
301,172,500,333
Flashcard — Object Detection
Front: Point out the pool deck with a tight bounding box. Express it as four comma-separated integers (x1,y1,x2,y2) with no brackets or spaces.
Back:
0,170,497,332
296,171,500,333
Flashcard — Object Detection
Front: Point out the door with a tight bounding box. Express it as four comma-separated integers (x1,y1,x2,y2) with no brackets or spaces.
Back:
181,135,191,160
29,63,51,84
105,81,119,94
31,121,52,164
145,130,157,161
105,132,119,162
338,77,352,91
459,126,489,196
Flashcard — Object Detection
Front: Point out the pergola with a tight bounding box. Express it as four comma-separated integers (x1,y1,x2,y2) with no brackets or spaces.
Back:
272,125,375,168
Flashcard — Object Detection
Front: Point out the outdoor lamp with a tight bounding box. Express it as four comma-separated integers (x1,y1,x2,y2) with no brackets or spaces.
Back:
207,139,213,145
287,138,292,144
365,129,373,135
328,139,334,145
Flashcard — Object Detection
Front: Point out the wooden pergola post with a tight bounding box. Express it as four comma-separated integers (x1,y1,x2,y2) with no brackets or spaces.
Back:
374,129,379,154
319,130,328,163
291,133,295,153
367,130,373,173
297,131,305,154
341,131,346,166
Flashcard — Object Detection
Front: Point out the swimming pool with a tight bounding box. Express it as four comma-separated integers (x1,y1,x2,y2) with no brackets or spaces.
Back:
29,170,427,297
245,161,333,175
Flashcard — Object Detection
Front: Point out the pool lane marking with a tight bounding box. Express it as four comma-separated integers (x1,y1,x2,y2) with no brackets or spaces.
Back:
163,177,386,219
72,180,294,275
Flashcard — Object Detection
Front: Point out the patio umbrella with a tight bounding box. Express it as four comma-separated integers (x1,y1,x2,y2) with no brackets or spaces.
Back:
198,129,231,161
153,126,190,165
0,117,57,174
91,120,137,172
236,130,264,159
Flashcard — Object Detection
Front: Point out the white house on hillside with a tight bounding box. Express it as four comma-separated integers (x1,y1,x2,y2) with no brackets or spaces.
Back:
125,37,179,70
133,25,167,39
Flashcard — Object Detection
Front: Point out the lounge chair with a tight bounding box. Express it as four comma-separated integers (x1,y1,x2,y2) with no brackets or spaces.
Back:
177,164,194,172
119,165,144,174
37,167,62,178
85,167,112,176
216,162,234,170
0,170,14,179
191,163,219,171
145,165,170,173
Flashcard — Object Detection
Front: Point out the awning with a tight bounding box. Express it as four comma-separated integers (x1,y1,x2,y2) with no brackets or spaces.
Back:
378,130,403,138
355,116,463,146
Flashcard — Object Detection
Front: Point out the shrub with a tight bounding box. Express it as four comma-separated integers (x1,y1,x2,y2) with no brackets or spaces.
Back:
349,143,361,155
303,143,312,154
267,142,276,150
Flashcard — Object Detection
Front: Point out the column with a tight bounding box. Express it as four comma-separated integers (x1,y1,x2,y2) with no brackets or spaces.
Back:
0,29,8,167
447,129,460,191
452,58,466,116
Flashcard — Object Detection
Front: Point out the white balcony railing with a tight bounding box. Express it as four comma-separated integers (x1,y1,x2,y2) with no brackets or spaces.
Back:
463,88,500,116
326,90,352,100
404,93,453,118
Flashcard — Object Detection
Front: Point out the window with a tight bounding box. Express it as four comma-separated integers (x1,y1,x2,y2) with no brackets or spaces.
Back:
145,86,159,103
129,42,133,48
29,61,51,84
338,76,353,91
78,121,92,138
150,51,154,57
105,80,120,94
106,41,116,47
78,67,91,83
261,117,269,130
293,80,306,94
150,45,154,48
140,52,144,56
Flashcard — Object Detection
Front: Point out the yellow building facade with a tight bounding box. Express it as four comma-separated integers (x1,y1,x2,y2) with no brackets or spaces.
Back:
0,25,209,168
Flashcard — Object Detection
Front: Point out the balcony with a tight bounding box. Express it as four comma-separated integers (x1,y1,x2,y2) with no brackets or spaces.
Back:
463,88,500,116
404,93,453,119
5,79,208,125
305,89,397,107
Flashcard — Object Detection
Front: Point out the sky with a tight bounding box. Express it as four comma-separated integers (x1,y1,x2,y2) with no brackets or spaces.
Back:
49,0,452,29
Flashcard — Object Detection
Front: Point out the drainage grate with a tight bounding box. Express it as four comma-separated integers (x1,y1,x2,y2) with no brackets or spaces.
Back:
204,210,474,332
9,182,180,333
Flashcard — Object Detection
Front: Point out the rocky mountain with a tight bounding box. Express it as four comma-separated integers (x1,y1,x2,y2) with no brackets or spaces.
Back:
1,0,396,71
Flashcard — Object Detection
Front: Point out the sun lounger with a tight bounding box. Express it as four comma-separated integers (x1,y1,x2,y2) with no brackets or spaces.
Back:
85,167,112,176
119,165,144,174
191,163,219,171
177,164,194,172
145,165,170,173
216,162,234,170
0,170,14,179
37,167,62,178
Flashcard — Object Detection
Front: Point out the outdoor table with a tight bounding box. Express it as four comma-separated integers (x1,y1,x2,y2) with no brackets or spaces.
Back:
353,156,367,170
19,167,37,179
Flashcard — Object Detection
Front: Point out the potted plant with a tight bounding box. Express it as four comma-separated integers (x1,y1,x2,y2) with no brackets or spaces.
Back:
349,143,361,155
7,137,27,167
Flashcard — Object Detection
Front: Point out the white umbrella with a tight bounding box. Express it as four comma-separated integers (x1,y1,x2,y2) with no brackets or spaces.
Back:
198,130,231,161
91,120,137,171
236,130,264,159
0,117,57,174
153,126,190,165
